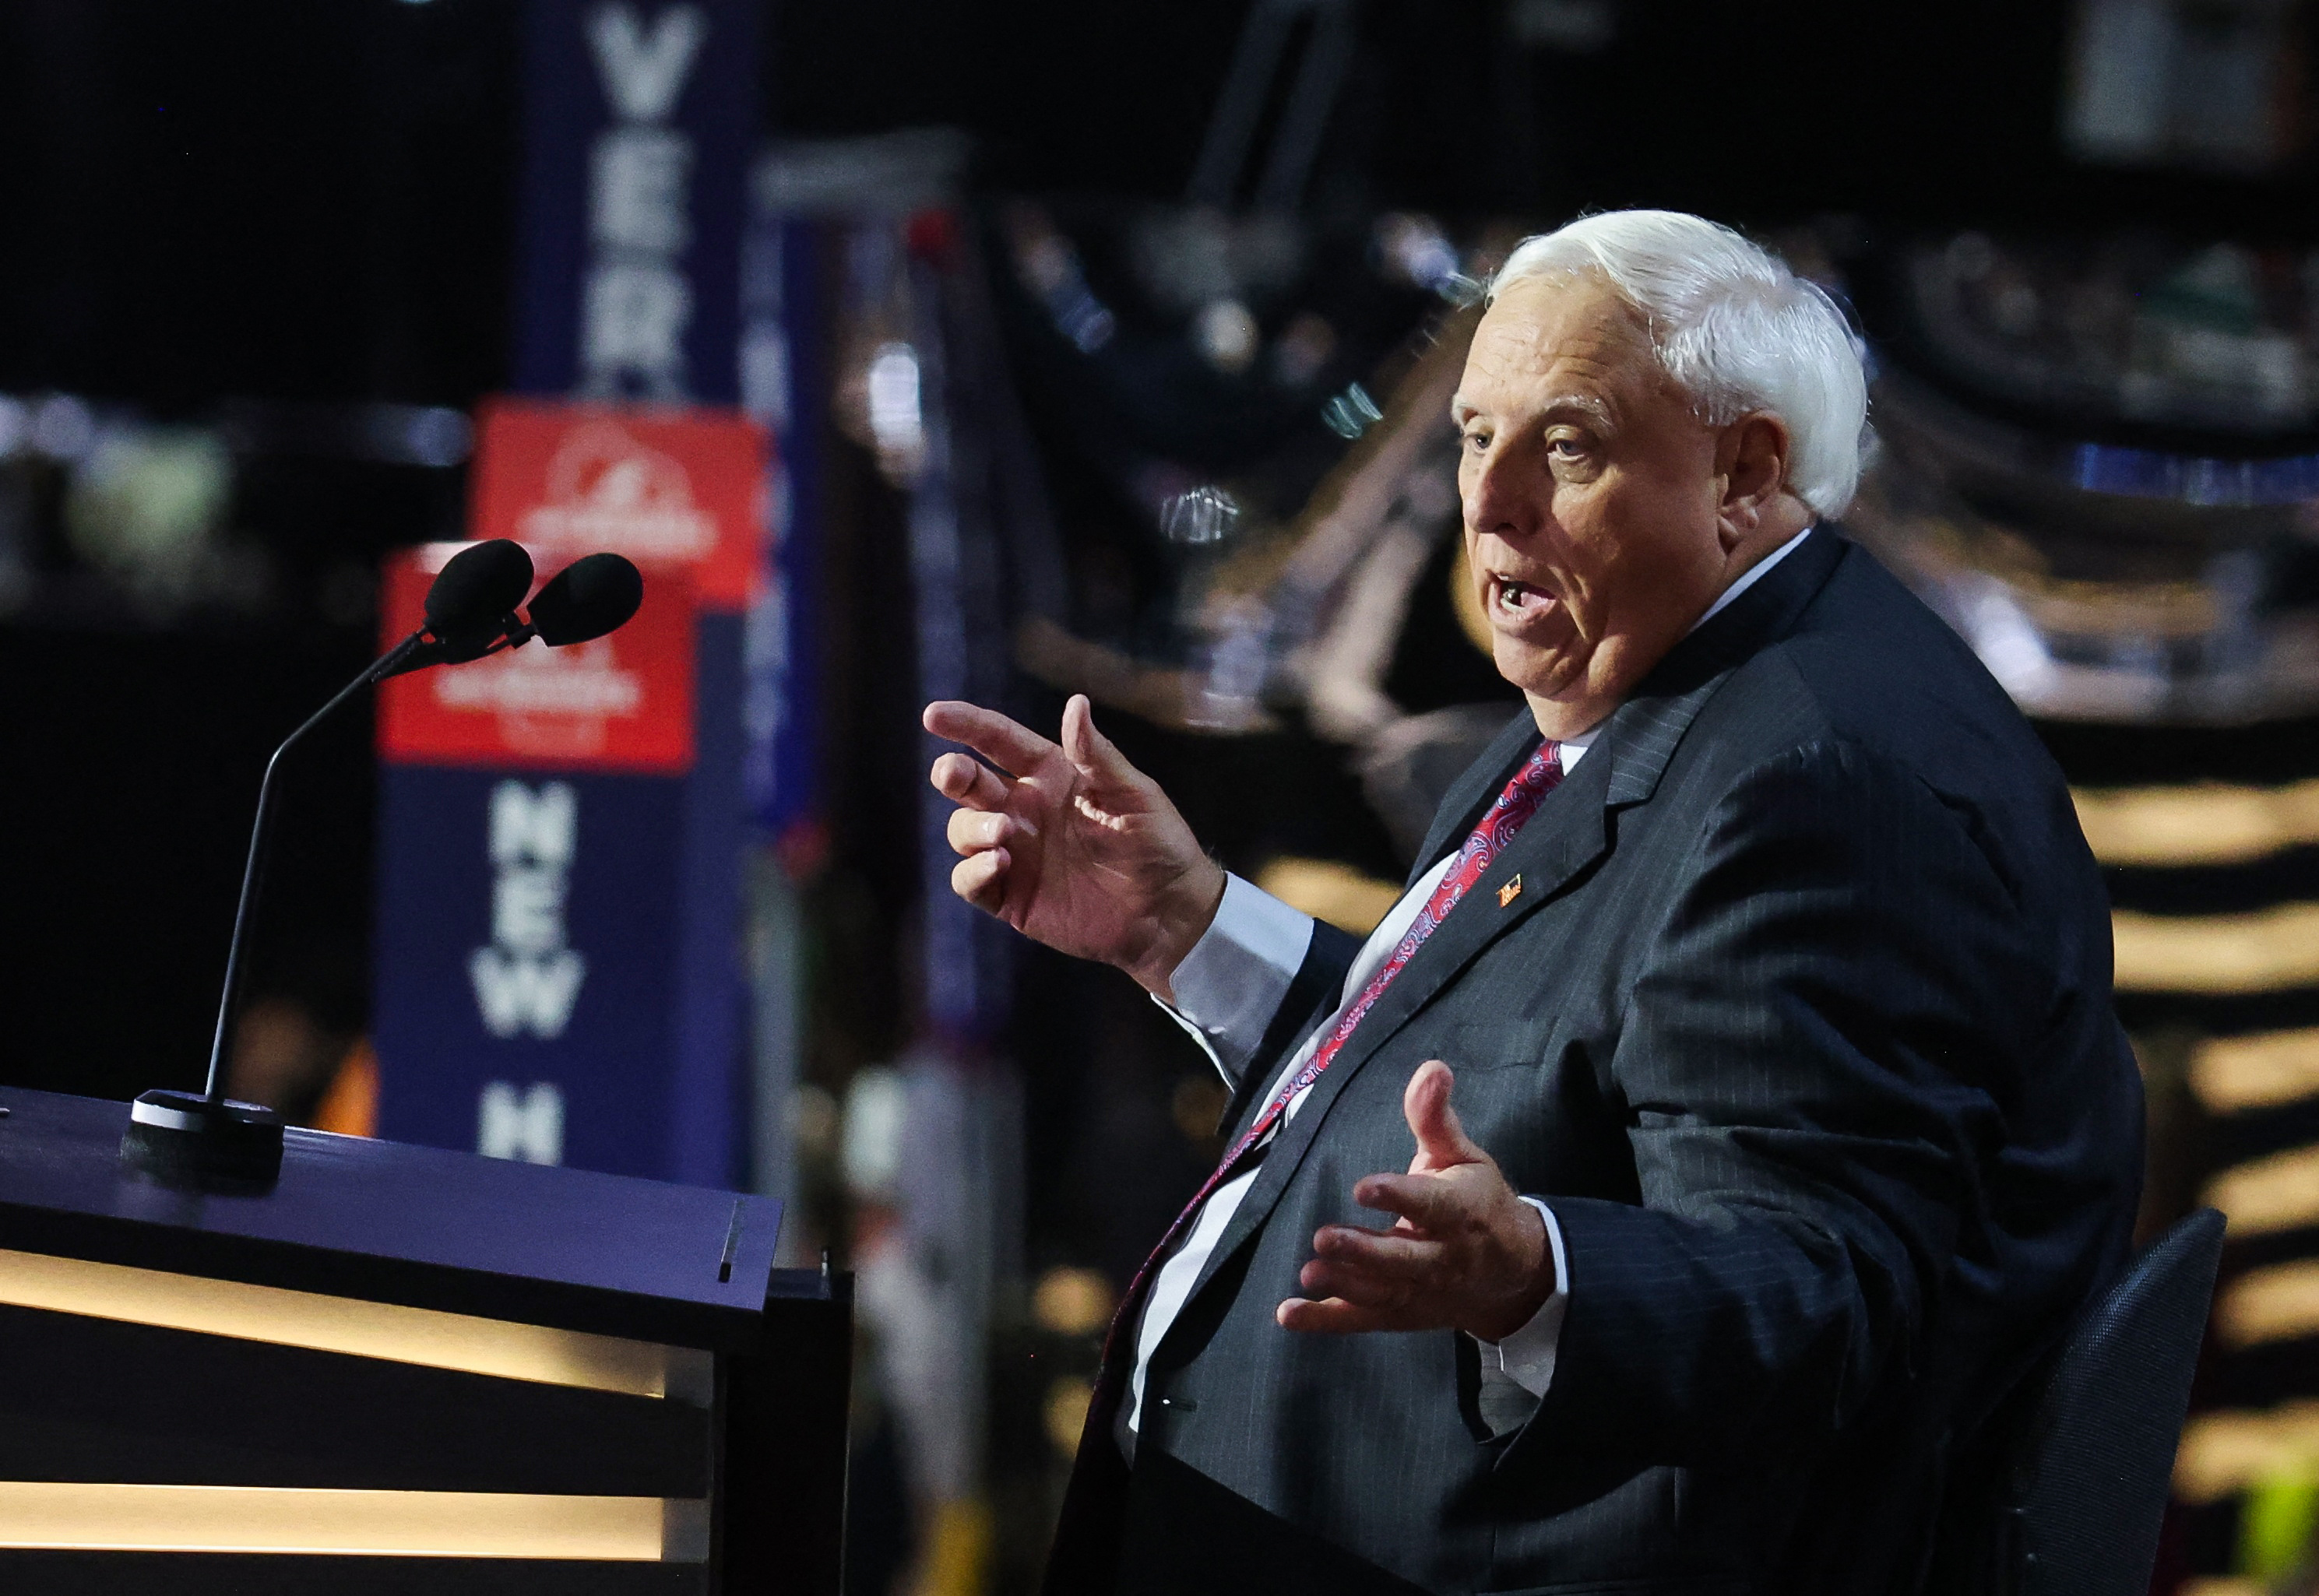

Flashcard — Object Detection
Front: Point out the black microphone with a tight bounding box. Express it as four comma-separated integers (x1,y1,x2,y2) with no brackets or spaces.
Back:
516,553,645,646
424,539,535,653
122,541,642,1184
371,540,540,678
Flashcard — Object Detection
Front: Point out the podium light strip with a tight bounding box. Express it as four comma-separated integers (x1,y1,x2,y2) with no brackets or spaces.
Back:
0,1483,709,1561
0,1248,713,1402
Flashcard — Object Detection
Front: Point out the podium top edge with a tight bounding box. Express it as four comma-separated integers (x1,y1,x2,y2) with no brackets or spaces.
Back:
0,1088,794,1352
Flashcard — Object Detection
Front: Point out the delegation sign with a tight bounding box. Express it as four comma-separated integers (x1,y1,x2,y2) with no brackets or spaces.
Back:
373,402,765,1186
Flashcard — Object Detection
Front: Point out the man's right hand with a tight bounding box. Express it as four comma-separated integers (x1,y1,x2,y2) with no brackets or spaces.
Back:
923,694,1225,999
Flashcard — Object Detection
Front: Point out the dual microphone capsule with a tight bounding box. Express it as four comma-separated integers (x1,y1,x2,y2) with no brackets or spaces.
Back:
403,540,646,673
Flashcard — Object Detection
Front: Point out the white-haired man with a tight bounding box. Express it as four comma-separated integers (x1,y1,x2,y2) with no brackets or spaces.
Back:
927,210,2141,1594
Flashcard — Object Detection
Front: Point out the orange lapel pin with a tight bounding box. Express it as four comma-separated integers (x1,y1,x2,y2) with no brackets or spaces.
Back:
1497,874,1523,908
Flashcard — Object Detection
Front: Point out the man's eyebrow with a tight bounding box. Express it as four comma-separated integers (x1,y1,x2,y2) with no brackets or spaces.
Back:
1449,392,1614,427
1541,392,1613,425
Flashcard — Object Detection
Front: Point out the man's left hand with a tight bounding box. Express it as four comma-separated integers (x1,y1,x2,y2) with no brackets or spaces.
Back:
1278,1060,1553,1343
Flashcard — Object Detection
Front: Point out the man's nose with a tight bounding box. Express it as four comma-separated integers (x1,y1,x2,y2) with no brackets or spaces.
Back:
1463,442,1532,539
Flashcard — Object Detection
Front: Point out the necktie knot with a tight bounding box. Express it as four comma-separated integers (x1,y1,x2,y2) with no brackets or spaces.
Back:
1501,739,1564,814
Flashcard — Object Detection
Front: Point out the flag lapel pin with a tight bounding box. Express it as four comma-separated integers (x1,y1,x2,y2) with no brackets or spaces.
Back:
1497,874,1523,908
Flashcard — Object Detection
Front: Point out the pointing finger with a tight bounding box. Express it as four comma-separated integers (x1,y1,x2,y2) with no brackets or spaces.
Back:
924,700,1057,778
930,751,1011,812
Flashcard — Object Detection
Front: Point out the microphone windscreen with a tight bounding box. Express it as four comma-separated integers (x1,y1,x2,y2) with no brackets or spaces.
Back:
424,540,535,642
527,554,644,646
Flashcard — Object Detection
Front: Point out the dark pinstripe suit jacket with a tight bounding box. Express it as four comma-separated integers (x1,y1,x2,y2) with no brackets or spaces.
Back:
1047,528,2144,1596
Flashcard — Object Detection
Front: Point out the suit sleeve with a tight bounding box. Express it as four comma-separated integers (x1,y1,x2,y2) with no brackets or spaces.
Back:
1529,738,2032,1473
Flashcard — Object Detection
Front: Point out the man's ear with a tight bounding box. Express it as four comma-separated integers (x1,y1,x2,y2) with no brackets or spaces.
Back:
1713,413,1791,550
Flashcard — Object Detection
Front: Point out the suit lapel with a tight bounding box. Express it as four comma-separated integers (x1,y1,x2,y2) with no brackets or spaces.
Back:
1174,528,1853,1316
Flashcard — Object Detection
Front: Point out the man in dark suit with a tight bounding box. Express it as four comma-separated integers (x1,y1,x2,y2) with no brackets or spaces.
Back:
924,211,2141,1595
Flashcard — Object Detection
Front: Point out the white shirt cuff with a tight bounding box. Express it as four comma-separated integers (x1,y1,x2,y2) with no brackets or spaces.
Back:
1150,873,1314,1086
1477,1197,1568,1397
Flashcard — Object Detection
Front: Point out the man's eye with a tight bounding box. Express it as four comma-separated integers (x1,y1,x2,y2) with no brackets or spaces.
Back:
1549,436,1588,459
1462,430,1490,451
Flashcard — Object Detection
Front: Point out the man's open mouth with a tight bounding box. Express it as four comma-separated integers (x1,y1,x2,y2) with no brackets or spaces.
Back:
1490,574,1557,620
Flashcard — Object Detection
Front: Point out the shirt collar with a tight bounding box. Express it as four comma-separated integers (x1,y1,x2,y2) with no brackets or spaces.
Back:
1691,523,1814,635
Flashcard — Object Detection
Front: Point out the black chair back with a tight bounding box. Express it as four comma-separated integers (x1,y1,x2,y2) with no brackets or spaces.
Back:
1985,1208,2226,1596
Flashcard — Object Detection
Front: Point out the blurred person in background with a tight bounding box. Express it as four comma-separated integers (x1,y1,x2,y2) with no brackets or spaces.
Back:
927,211,2142,1595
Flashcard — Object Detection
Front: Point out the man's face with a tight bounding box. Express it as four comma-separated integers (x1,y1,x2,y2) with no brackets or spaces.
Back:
1453,273,1742,736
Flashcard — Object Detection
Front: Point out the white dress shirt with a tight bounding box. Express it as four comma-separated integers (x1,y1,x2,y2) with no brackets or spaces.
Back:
1124,526,1814,1454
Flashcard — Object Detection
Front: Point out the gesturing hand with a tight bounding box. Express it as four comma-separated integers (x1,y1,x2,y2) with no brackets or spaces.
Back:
1278,1060,1553,1343
924,694,1226,997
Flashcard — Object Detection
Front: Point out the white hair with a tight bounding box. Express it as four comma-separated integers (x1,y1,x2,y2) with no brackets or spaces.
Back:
1487,210,1868,517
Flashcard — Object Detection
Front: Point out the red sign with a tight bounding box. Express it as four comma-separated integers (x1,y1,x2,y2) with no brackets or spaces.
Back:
377,543,696,773
469,400,767,610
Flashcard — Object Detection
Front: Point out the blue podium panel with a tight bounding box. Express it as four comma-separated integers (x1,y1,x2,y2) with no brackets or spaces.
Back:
0,1086,777,1345
0,1088,847,1594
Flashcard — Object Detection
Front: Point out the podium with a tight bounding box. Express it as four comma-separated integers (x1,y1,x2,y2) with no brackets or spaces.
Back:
0,1088,850,1594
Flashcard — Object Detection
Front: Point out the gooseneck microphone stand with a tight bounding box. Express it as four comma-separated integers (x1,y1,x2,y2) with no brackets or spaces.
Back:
202,635,424,1097
121,627,488,1183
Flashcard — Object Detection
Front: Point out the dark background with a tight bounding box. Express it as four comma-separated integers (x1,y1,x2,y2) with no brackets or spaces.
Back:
8,1,2318,409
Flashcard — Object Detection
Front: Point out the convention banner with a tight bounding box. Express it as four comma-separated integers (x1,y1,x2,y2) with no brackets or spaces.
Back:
374,402,766,1186
509,0,755,405
371,0,761,1185
470,399,763,609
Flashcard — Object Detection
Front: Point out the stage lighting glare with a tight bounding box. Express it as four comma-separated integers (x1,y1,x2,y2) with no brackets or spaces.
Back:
1162,484,1239,545
30,394,97,461
865,342,927,476
1196,299,1258,373
1374,213,1462,296
1321,382,1384,439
